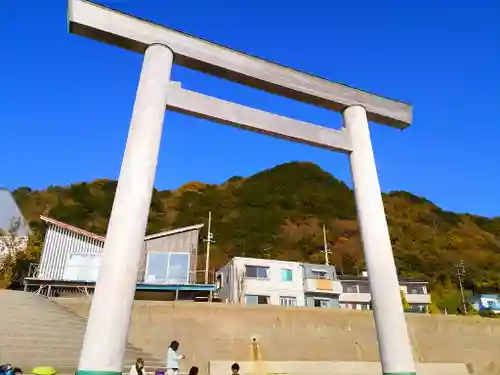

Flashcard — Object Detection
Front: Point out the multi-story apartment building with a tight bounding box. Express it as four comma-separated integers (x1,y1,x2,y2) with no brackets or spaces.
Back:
216,257,306,307
216,257,431,312
339,272,431,312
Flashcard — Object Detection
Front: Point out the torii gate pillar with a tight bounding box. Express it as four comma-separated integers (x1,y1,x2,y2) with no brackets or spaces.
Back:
76,43,174,375
344,105,416,374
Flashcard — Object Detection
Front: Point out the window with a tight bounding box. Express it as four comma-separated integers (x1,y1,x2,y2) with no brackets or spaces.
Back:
358,283,370,293
146,253,170,283
63,253,102,282
313,299,330,308
281,269,293,281
408,304,427,313
245,295,269,305
216,274,222,289
486,300,498,308
245,265,268,279
311,270,328,279
168,253,189,284
342,282,359,293
145,251,190,284
280,296,297,307
407,285,425,295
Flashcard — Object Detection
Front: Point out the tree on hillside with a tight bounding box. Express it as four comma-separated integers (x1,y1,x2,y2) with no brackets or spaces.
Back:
427,299,440,314
0,218,27,255
400,290,411,311
0,218,43,288
12,231,44,284
0,218,27,288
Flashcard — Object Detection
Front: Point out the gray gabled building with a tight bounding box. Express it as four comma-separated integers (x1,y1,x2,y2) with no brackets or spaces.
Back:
0,188,29,236
0,188,30,254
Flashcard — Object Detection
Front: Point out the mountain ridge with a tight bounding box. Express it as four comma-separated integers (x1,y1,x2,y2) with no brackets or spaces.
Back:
10,161,500,309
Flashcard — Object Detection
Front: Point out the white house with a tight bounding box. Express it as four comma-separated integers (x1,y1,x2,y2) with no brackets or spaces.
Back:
216,257,306,307
216,257,431,312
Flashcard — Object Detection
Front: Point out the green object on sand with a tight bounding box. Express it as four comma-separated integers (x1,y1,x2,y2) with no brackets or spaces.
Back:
32,367,57,375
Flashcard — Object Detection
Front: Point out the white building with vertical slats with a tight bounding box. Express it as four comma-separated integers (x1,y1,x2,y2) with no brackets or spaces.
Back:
26,216,215,300
38,216,105,281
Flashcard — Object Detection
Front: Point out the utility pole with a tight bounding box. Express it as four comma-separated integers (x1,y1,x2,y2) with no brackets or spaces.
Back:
455,260,467,314
321,224,332,266
203,210,215,284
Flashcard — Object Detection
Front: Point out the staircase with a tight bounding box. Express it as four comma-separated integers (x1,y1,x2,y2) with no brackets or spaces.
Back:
0,290,163,374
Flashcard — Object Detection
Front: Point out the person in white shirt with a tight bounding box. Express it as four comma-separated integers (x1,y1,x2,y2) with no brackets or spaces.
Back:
166,340,185,375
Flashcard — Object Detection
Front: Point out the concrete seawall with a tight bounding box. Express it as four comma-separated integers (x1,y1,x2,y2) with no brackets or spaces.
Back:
57,299,500,374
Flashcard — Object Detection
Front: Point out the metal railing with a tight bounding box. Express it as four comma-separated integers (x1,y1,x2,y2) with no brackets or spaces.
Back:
28,262,40,278
26,263,216,285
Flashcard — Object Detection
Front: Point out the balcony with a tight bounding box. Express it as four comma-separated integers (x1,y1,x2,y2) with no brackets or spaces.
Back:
405,293,431,304
339,292,371,303
339,292,430,305
304,278,343,294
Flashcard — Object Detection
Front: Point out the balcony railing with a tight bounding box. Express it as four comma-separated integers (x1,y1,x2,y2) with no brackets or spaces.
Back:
27,263,216,285
304,278,343,294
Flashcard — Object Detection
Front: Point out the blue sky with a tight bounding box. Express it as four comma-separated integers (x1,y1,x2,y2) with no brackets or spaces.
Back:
1,0,499,217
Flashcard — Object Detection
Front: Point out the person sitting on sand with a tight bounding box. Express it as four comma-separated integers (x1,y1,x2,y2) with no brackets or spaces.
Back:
130,358,145,375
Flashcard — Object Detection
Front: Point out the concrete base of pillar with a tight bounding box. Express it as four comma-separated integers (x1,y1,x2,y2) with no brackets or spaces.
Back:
76,371,122,375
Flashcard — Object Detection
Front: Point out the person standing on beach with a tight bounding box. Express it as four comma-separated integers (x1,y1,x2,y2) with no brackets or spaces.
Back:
166,340,185,375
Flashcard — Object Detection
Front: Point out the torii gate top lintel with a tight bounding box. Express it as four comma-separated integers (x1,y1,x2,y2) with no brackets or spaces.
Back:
68,0,412,129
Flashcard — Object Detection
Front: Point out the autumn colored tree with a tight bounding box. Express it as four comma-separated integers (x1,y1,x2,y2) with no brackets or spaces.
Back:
427,299,440,314
0,218,43,288
400,290,411,311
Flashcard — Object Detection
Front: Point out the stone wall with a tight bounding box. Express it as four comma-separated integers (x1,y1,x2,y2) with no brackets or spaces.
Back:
57,299,500,375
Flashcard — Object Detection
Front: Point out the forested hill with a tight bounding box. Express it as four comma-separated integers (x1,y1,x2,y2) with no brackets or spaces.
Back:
12,161,500,294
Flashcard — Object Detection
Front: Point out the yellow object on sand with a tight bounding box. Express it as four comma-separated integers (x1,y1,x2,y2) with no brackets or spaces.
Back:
31,367,57,375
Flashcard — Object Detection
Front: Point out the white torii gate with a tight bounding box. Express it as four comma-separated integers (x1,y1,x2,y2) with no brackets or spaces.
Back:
67,1,416,375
